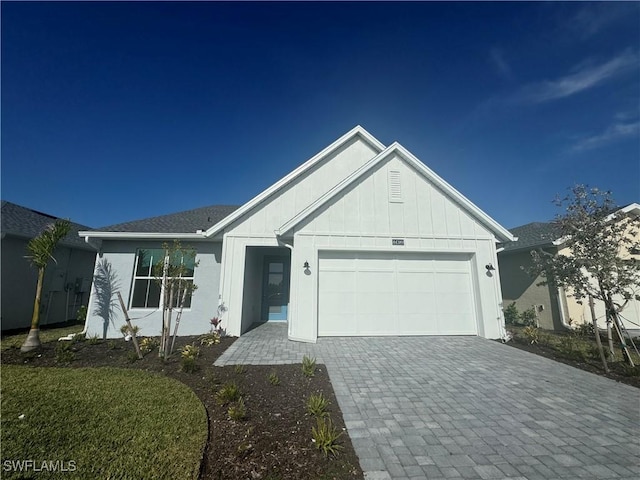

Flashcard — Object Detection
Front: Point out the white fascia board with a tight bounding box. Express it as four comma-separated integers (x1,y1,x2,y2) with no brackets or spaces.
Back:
276,144,395,235
203,125,386,238
393,144,515,243
78,231,208,240
277,142,515,243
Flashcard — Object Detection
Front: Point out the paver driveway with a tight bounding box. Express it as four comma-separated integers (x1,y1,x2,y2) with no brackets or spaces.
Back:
215,323,639,480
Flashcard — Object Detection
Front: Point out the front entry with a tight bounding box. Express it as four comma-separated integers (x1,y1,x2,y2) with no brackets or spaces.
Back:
261,255,291,321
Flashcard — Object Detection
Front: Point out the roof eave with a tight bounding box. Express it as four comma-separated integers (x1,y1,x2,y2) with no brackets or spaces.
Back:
277,142,515,243
78,231,210,241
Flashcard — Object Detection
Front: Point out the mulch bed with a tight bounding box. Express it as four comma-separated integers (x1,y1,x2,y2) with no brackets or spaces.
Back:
503,337,640,388
1,336,364,480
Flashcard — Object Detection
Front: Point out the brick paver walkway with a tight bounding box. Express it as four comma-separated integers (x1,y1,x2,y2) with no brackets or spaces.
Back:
215,323,640,480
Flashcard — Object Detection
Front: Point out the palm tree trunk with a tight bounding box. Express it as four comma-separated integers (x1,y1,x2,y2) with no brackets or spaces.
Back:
21,268,45,352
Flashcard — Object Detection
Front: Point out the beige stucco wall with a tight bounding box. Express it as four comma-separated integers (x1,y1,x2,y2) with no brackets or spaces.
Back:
560,219,640,329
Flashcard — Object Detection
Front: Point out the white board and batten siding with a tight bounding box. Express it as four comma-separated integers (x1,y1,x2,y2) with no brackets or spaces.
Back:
287,153,505,342
219,135,382,337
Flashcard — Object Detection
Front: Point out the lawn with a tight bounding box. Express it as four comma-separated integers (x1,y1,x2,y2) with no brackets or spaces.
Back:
1,330,363,479
1,366,207,480
1,322,83,350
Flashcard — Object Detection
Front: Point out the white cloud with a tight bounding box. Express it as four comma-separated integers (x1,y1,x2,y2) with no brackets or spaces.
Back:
513,50,638,105
571,121,640,152
489,47,513,80
568,3,636,39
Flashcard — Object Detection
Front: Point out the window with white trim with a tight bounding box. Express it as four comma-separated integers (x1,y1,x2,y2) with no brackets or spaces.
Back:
131,248,196,309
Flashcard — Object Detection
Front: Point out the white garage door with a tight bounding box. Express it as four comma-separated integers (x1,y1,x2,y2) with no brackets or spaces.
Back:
318,251,477,336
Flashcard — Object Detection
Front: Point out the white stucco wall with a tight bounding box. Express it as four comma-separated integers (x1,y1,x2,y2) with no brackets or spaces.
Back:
84,240,222,338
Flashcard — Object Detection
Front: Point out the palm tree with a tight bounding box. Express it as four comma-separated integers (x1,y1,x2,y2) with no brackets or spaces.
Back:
20,219,72,352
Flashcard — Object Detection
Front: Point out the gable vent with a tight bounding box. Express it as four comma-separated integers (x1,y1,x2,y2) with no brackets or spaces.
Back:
388,170,403,203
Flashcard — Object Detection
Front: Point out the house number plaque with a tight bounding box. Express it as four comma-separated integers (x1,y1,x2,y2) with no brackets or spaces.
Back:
392,239,405,246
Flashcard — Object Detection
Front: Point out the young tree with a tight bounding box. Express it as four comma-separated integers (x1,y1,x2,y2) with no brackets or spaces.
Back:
153,240,198,360
531,185,640,367
21,219,72,352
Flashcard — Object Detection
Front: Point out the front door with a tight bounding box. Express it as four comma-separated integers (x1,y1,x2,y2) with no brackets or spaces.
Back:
261,255,290,321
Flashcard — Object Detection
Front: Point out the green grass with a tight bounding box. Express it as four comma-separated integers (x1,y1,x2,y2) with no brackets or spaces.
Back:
1,366,207,479
1,324,84,350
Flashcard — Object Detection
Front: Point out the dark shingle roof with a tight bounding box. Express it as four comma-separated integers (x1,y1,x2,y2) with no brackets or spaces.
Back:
1,201,92,249
499,221,561,253
94,205,240,233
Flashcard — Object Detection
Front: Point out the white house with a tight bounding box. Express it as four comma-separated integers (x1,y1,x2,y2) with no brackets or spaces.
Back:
80,126,514,342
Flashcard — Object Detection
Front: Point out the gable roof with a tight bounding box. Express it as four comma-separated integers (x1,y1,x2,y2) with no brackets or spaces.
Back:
499,221,561,253
80,204,239,239
203,125,386,238
276,142,515,243
1,200,93,250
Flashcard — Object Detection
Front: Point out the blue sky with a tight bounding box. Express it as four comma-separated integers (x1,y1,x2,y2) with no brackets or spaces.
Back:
2,1,638,230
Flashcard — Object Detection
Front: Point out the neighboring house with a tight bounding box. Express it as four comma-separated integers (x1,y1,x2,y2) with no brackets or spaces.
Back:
498,203,640,331
1,201,97,331
80,126,514,342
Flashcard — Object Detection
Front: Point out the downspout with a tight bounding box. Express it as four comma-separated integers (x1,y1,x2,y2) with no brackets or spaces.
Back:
491,242,508,341
275,232,294,338
556,286,572,330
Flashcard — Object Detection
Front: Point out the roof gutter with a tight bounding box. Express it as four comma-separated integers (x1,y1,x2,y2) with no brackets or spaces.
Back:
78,231,209,241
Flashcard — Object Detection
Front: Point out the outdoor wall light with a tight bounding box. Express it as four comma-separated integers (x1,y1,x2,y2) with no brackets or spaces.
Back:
303,261,310,269
485,263,495,271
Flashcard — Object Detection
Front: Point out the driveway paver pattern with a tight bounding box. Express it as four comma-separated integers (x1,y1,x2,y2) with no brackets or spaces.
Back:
215,323,640,479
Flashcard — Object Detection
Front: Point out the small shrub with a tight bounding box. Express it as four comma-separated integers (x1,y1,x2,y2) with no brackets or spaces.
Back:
523,326,540,344
181,344,200,359
504,303,519,326
216,381,241,405
106,340,118,350
311,418,343,457
268,371,280,386
139,337,159,354
87,334,101,345
306,393,330,418
55,342,75,364
302,355,316,377
575,322,595,337
126,351,140,363
179,344,200,372
120,323,139,337
557,335,579,358
234,364,246,375
588,344,603,360
200,331,221,346
520,308,537,327
76,305,88,322
228,398,247,421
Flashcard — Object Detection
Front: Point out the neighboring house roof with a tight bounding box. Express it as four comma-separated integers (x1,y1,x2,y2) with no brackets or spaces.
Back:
501,203,640,254
80,205,240,239
499,222,561,253
204,125,386,238
276,142,515,243
1,200,93,250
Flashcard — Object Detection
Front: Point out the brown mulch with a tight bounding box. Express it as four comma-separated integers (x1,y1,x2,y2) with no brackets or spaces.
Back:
503,337,640,388
1,335,364,480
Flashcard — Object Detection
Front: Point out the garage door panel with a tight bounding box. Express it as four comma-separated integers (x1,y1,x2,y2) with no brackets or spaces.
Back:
318,251,477,336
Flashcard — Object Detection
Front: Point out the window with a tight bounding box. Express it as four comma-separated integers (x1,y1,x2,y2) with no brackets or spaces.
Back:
131,248,196,308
